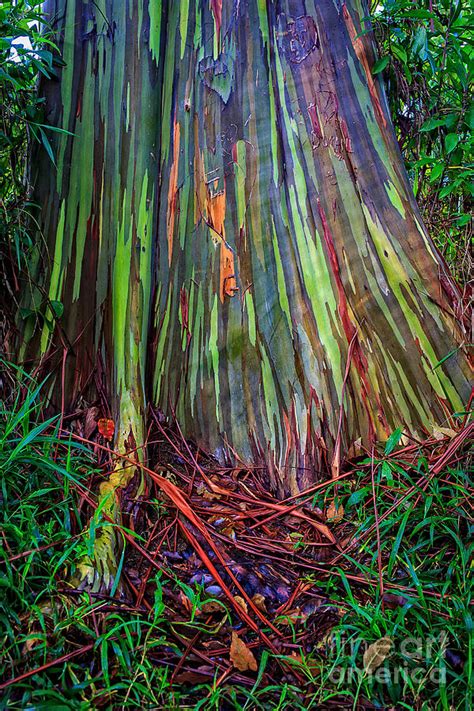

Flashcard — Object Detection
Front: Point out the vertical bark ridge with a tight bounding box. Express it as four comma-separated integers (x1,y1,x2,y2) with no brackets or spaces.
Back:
24,0,163,458
21,0,165,587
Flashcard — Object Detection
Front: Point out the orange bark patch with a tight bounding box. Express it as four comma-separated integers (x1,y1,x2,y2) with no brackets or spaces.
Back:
206,190,238,301
342,5,386,128
220,242,237,302
167,121,180,265
194,119,207,224
194,155,238,301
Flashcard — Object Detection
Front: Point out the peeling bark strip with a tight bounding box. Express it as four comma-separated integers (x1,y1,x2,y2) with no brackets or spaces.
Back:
25,0,471,497
278,13,319,63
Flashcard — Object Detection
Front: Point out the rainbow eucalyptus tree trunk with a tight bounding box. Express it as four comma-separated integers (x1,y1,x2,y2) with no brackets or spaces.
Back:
153,0,470,494
22,0,162,589
26,0,470,554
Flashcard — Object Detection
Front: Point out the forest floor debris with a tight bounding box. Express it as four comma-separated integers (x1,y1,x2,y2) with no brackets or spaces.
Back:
0,379,472,708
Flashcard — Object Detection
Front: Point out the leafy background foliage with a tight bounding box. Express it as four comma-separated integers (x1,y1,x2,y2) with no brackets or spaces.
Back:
370,0,473,283
0,0,60,304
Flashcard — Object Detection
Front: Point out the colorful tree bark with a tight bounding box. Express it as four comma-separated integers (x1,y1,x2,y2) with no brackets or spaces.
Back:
22,0,162,588
25,0,471,513
152,0,470,493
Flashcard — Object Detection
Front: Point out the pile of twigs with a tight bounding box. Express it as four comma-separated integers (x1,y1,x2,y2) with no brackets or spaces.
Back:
61,413,473,692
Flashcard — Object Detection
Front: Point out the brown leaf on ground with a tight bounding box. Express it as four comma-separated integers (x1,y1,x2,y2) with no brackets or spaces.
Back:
97,417,115,440
363,637,393,673
201,600,224,613
234,595,248,613
180,591,200,616
22,636,43,654
174,665,215,684
252,593,267,612
196,482,221,500
230,631,258,672
278,607,306,625
326,500,344,522
432,426,457,440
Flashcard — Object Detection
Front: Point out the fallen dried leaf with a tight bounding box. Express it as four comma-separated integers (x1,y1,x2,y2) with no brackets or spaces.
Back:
252,593,267,613
180,591,200,616
230,631,257,672
22,636,43,654
234,595,248,613
97,417,115,441
432,426,457,440
326,500,344,522
196,482,221,501
278,607,306,625
201,600,224,613
174,665,214,684
363,637,393,673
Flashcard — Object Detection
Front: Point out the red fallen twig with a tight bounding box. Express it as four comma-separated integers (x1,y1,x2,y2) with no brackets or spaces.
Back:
61,430,282,648
151,410,228,496
247,470,356,531
136,514,178,608
6,534,81,562
431,422,473,474
170,623,206,685
332,422,473,560
240,498,335,542
229,533,457,607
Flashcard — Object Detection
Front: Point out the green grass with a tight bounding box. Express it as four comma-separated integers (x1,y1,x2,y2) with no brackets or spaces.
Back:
0,368,472,709
306,459,472,709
